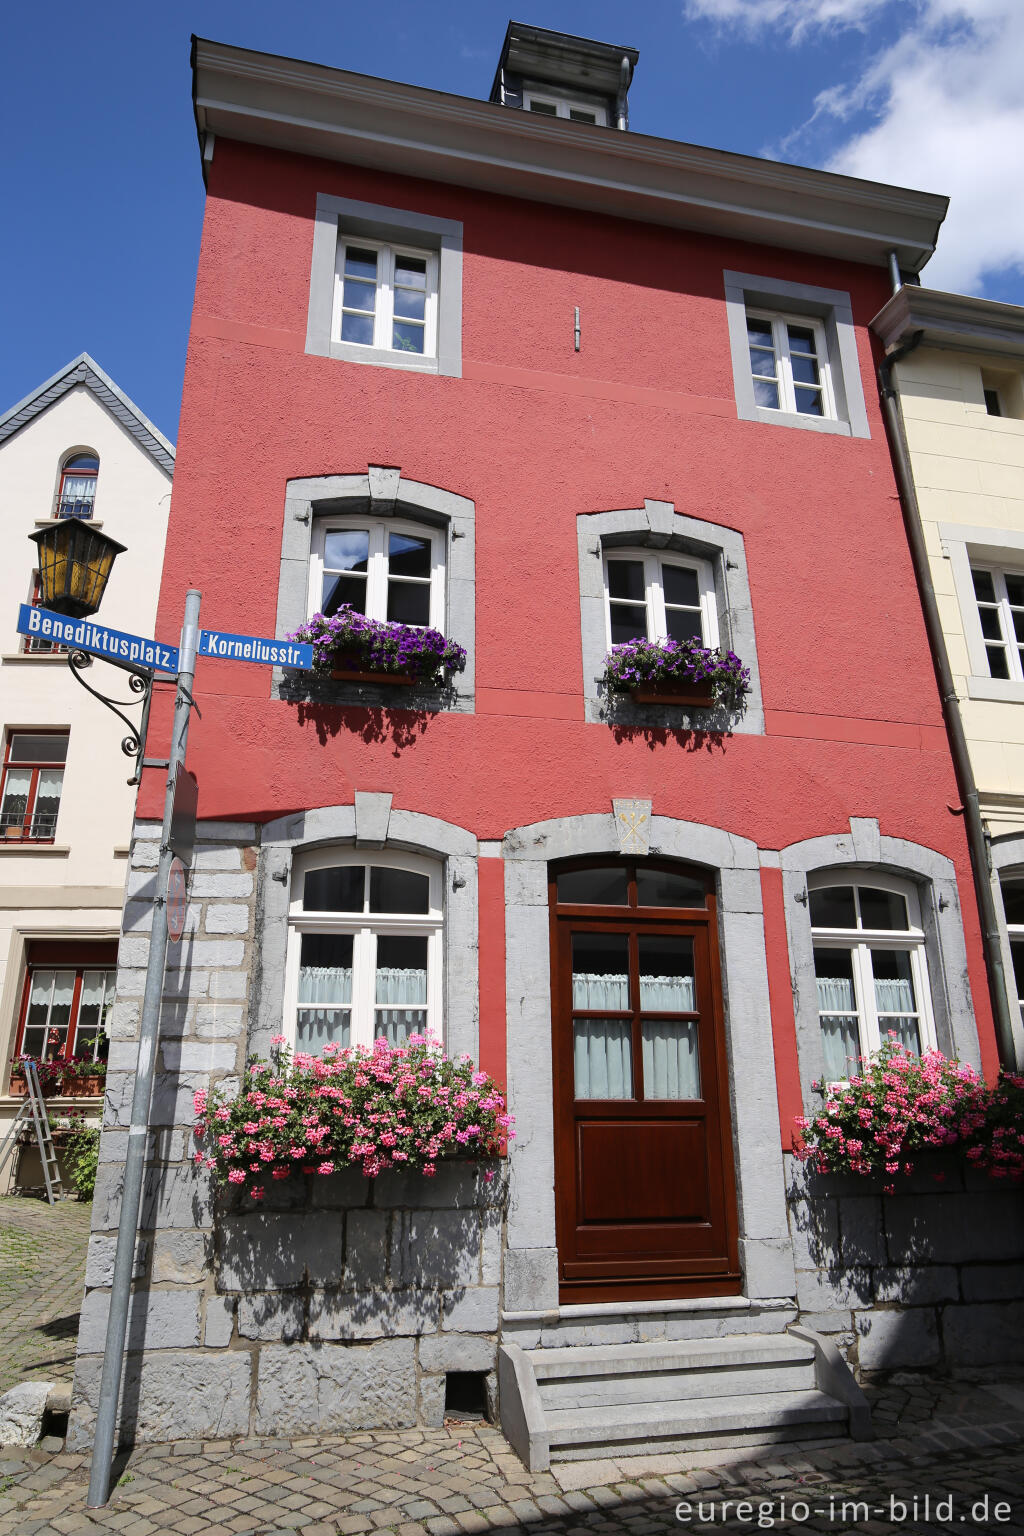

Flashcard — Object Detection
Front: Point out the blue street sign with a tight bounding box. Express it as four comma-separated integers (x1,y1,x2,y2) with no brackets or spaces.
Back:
17,604,180,673
198,629,313,669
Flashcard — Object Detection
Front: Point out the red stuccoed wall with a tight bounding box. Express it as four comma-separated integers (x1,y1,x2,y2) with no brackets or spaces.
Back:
141,139,1000,1092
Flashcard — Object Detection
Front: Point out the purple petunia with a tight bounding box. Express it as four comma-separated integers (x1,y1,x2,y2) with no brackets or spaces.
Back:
289,607,467,682
602,636,750,710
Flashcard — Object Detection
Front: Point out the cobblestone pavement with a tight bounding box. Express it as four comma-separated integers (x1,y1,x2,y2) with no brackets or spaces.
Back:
0,1374,1022,1535
0,1195,91,1394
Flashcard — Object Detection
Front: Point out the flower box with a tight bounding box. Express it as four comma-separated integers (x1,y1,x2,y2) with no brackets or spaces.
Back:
329,667,417,686
9,1068,105,1098
628,678,715,707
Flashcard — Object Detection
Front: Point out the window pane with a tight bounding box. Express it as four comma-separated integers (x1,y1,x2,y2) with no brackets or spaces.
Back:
394,255,427,288
610,603,648,645
859,887,910,931
393,287,426,322
375,935,428,1000
369,866,430,914
32,772,63,838
529,99,557,115
972,569,996,602
1006,574,1024,607
388,532,431,579
665,608,704,644
747,317,773,342
1002,880,1024,925
979,606,1004,641
809,886,856,929
46,971,75,1052
642,1021,700,1099
322,572,366,617
663,565,700,607
749,349,777,378
791,354,820,385
569,108,597,123
607,560,645,602
987,644,1010,678
10,734,68,763
297,933,353,1052
74,972,109,1056
0,767,30,832
1013,610,1024,643
794,388,824,416
64,455,99,471
574,1019,632,1099
1011,938,1024,1008
324,531,369,573
787,326,817,354
635,868,705,908
638,934,696,1012
387,581,431,625
341,312,375,345
342,276,376,314
392,322,425,354
870,948,917,1013
303,865,365,912
556,867,629,906
571,932,629,1010
814,946,861,1078
344,247,378,280
752,378,780,408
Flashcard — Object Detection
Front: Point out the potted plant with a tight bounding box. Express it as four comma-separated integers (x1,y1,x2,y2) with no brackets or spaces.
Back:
289,607,467,687
602,636,750,710
194,1034,514,1198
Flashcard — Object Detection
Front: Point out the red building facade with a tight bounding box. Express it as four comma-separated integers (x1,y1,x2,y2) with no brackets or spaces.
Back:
71,27,1017,1458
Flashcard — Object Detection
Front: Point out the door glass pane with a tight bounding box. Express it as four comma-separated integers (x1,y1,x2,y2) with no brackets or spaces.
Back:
297,933,352,1051
369,866,430,914
809,885,856,929
303,865,365,912
556,867,629,906
636,867,706,908
574,1019,632,1099
859,887,909,931
638,935,696,1011
642,1021,700,1100
571,932,629,1009
814,946,861,1079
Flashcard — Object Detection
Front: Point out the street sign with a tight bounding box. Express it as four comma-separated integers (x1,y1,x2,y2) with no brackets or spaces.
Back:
16,604,179,673
198,628,313,669
169,766,198,869
167,857,188,943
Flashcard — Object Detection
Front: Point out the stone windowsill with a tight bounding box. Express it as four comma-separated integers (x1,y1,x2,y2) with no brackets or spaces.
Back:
0,844,70,857
0,653,70,664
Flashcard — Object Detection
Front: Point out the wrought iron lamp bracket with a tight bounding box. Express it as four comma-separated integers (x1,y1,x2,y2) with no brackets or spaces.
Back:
66,650,154,785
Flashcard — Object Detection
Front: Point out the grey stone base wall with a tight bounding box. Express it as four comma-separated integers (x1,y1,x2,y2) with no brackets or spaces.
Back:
787,1153,1024,1375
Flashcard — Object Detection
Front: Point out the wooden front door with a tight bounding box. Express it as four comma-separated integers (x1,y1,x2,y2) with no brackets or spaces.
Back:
551,858,740,1303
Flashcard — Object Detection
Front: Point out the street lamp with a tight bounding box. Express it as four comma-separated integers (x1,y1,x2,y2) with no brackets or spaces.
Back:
28,519,126,618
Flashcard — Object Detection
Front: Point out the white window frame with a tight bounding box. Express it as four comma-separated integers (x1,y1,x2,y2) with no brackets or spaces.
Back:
1001,878,1024,1014
308,515,446,630
969,563,1024,683
284,848,443,1052
602,547,719,651
808,872,937,1078
332,237,439,361
523,88,607,125
745,308,836,422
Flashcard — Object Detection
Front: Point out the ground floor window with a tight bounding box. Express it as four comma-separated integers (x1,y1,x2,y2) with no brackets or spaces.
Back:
14,942,117,1062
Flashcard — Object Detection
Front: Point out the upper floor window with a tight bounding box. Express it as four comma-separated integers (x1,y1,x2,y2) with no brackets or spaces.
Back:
308,517,445,628
56,453,99,519
334,239,438,360
16,949,115,1063
1002,877,1024,1017
746,311,834,420
809,873,935,1080
0,732,68,843
604,549,718,650
523,89,607,125
971,566,1024,681
285,849,442,1053
23,573,63,655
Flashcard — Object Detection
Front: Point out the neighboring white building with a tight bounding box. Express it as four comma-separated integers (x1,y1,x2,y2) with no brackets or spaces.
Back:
0,355,173,1187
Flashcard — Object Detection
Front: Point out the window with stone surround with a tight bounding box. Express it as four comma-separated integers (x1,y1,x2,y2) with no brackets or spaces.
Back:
285,847,443,1052
941,523,1024,704
309,517,445,629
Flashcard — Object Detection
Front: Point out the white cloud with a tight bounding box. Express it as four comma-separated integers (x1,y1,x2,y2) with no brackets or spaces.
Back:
684,0,1024,295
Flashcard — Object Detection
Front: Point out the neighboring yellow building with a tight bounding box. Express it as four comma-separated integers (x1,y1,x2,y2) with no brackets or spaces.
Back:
873,286,1024,1067
0,356,173,1187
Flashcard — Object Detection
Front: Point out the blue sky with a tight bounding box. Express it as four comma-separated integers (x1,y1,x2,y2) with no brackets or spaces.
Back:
3,0,1022,443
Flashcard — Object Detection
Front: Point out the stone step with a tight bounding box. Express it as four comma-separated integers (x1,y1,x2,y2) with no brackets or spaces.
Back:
529,1333,814,1380
539,1360,817,1409
545,1388,848,1460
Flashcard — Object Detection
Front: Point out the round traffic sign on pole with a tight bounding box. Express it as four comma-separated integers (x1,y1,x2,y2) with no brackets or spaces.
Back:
167,857,188,943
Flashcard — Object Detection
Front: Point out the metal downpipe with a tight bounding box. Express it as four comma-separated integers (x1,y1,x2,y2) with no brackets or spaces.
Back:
877,335,1019,1070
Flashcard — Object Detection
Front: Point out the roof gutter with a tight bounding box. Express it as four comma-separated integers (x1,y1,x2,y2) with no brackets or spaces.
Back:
876,302,1019,1071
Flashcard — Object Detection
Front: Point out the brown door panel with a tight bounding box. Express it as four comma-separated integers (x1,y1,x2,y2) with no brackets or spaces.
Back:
576,1120,713,1223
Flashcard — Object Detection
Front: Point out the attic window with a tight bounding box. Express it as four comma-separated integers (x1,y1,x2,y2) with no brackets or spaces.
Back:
523,89,607,126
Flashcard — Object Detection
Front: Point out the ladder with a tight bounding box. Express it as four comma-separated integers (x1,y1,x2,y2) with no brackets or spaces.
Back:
0,1061,62,1205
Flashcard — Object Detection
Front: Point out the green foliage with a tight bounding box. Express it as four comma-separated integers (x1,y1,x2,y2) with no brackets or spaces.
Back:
63,1119,100,1201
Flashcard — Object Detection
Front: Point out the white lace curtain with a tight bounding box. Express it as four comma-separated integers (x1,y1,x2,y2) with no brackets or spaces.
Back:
297,964,351,1051
817,973,919,1077
572,973,696,1010
375,965,427,1043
